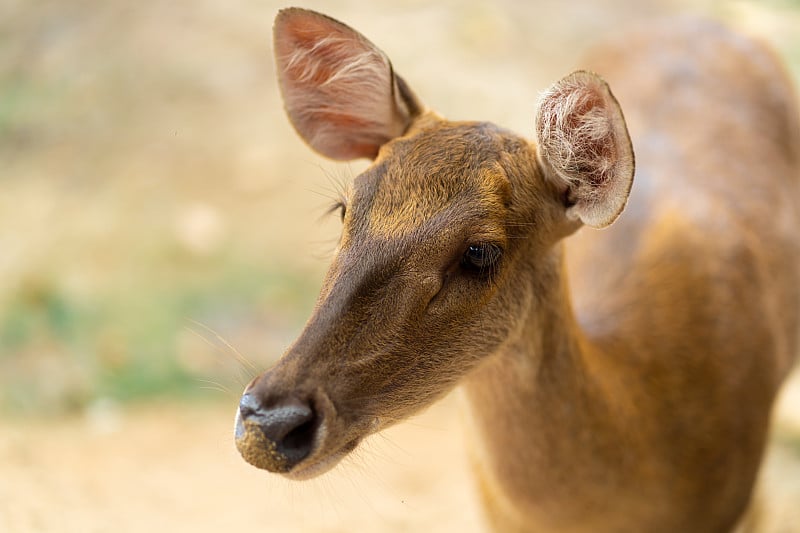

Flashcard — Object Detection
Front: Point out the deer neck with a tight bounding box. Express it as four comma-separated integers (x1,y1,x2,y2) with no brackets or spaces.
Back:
461,242,621,525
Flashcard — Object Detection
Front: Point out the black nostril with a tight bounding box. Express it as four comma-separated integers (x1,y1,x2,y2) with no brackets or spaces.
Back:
238,394,319,468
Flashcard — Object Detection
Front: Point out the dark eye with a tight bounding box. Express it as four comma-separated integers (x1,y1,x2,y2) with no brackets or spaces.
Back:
460,243,502,274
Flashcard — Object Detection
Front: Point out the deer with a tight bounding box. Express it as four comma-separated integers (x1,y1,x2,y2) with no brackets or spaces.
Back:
234,7,800,532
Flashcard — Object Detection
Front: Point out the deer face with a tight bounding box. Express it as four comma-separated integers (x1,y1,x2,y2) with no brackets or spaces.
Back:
235,8,633,479
236,118,560,479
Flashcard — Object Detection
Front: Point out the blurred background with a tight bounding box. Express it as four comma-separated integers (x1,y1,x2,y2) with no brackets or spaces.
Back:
1,0,799,531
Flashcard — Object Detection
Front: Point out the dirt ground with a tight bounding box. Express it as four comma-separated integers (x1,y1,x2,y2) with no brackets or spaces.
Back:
0,394,482,533
1,373,800,533
0,373,799,533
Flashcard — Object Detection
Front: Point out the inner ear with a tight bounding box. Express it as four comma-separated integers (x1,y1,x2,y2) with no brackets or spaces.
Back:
535,71,634,228
273,8,422,161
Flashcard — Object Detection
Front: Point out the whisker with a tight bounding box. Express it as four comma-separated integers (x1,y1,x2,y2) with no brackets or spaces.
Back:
195,378,234,395
198,384,234,396
370,431,414,462
185,319,259,373
307,163,352,204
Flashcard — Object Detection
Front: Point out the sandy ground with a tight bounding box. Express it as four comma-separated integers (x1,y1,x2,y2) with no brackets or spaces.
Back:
1,372,800,533
0,394,483,533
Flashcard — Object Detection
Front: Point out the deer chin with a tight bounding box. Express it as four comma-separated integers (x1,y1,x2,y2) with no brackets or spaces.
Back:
285,415,384,480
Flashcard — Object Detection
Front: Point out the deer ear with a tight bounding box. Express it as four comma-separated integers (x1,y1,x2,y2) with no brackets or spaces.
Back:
273,8,422,161
535,71,634,228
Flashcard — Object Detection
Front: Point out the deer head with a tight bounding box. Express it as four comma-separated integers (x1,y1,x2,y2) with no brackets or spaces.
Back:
234,7,633,480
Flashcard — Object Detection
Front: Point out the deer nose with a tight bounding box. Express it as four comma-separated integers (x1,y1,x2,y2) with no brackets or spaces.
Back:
237,393,318,470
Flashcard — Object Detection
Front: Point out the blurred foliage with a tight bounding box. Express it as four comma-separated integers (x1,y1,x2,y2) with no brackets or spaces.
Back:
0,265,316,413
0,265,315,413
0,260,320,414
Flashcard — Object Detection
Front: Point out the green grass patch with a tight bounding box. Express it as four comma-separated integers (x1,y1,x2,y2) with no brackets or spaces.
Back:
0,260,320,415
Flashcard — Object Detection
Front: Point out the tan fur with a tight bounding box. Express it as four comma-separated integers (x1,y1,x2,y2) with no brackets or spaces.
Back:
236,10,800,533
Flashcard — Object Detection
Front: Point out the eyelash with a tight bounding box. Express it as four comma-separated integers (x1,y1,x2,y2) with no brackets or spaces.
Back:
460,243,503,275
328,201,347,221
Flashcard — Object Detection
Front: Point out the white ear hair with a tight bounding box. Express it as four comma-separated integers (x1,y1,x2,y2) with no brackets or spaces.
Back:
273,8,421,161
535,71,634,228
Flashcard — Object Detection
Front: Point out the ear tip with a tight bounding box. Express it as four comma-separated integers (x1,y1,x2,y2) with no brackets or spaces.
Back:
274,7,303,29
273,8,332,60
273,8,330,38
275,7,315,21
273,8,299,43
566,69,606,81
275,7,348,29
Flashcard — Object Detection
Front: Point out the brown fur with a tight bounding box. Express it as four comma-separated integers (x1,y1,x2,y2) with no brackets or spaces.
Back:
236,10,800,532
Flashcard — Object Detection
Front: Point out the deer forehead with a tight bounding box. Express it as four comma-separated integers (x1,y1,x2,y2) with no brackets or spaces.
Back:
351,121,520,240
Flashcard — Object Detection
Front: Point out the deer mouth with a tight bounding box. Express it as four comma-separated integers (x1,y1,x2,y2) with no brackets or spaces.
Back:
282,436,361,480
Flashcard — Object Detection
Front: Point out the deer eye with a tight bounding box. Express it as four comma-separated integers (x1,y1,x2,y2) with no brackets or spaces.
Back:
460,243,502,273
